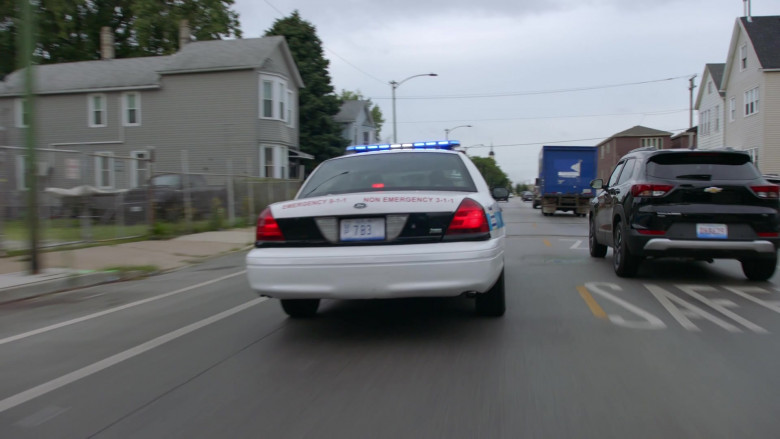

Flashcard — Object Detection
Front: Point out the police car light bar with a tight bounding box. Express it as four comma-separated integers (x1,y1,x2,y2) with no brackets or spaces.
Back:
346,140,460,153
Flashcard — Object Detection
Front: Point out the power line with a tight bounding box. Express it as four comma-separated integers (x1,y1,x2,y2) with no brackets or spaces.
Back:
466,128,691,149
397,108,688,124
374,75,694,100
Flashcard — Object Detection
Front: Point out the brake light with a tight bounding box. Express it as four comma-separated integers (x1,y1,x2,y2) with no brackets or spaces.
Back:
446,199,489,235
371,183,385,188
758,232,779,237
256,207,284,241
631,184,673,197
750,185,780,199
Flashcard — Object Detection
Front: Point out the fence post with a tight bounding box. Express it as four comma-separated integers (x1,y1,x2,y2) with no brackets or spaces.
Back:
0,150,6,256
80,152,92,242
182,150,192,232
226,157,235,225
247,160,254,225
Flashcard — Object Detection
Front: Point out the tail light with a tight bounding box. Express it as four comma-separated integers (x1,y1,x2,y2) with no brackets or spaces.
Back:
758,232,779,237
637,230,666,236
446,199,489,235
631,184,673,197
750,185,780,199
256,207,284,241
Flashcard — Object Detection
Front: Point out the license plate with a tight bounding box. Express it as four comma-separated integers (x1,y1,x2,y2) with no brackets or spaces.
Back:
340,218,385,241
697,223,727,239
130,206,143,212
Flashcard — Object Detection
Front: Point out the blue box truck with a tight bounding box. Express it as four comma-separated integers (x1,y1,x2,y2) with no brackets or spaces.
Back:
537,145,598,216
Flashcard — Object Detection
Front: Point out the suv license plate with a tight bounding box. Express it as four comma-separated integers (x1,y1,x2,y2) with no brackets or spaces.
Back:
340,218,385,241
697,223,727,239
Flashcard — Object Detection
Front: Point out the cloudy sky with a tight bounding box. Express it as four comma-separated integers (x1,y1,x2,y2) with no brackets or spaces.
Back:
232,0,780,184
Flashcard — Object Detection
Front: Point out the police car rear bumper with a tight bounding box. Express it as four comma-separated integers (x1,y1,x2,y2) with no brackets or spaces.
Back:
245,239,505,300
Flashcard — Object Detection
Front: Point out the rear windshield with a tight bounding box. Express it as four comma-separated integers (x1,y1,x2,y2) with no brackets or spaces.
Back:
646,152,760,181
299,152,478,198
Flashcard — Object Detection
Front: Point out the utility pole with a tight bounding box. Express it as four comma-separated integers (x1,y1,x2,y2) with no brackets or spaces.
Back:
688,75,697,129
21,0,40,273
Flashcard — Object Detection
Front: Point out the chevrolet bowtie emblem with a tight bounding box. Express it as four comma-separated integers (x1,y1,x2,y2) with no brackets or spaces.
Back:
704,187,723,194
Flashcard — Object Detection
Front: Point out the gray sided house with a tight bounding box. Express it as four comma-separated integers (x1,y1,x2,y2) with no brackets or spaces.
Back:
0,36,306,216
334,100,377,145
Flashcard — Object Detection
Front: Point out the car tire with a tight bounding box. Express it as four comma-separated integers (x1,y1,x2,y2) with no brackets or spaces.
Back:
280,299,320,318
476,269,505,317
589,216,607,258
613,220,640,277
741,256,778,281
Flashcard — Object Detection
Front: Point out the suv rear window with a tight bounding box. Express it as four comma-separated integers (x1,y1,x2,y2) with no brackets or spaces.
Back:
646,152,760,181
299,152,477,198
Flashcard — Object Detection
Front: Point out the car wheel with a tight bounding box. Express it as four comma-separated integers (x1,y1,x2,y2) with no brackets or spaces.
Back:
476,269,505,317
280,299,320,318
589,216,607,258
741,256,778,281
613,220,640,277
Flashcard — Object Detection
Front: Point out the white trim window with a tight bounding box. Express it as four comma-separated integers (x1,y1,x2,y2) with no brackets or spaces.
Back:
700,110,710,136
15,98,28,128
714,105,720,132
640,137,663,149
740,44,748,71
130,150,149,188
95,152,114,188
259,74,295,124
16,155,27,190
745,87,759,116
729,97,736,122
88,94,107,127
122,92,141,126
259,144,289,179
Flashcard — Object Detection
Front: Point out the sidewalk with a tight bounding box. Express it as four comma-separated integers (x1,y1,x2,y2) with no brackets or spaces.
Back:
0,228,256,303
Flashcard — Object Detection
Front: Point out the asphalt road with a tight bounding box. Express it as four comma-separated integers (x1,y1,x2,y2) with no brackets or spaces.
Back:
2,199,780,438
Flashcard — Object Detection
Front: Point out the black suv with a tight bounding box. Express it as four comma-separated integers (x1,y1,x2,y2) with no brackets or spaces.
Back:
588,148,780,280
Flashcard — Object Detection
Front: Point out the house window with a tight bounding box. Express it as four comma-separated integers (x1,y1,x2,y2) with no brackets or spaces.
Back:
88,94,107,127
708,81,712,94
15,98,28,128
729,97,736,122
700,110,710,136
641,138,662,149
363,131,369,144
95,152,114,188
123,92,141,126
130,151,149,188
259,144,289,179
279,83,285,122
714,105,720,132
746,147,759,168
740,44,748,71
262,80,274,118
16,155,27,190
287,90,294,127
745,87,759,116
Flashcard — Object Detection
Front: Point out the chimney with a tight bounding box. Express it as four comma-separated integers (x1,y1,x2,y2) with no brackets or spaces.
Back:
100,26,115,60
179,20,191,49
744,0,752,22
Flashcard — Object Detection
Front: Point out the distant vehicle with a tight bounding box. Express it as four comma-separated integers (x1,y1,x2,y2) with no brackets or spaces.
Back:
589,148,780,280
537,145,597,216
124,173,227,223
245,141,507,318
522,191,534,201
492,187,510,202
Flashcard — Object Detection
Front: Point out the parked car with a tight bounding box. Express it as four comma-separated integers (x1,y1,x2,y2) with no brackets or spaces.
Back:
245,141,506,318
522,191,534,201
123,173,227,223
589,148,780,280
492,187,510,202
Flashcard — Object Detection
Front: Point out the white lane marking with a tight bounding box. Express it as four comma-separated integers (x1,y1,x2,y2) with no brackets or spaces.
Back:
646,284,740,332
15,406,68,427
723,286,780,314
0,271,247,346
0,297,266,414
677,284,767,334
584,282,666,330
559,238,587,250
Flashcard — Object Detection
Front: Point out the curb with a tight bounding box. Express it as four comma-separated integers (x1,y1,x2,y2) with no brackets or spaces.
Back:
0,271,121,304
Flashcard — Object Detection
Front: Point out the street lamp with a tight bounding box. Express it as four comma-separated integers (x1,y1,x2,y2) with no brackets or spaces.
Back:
444,124,472,141
390,73,438,143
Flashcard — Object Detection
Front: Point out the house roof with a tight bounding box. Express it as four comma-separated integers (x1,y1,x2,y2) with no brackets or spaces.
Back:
741,16,780,69
0,36,303,96
334,100,371,123
1,56,172,96
611,125,672,138
694,63,726,109
707,63,726,87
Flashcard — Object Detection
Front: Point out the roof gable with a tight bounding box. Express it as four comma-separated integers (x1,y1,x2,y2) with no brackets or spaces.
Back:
694,63,725,109
741,16,780,69
611,125,672,138
334,100,374,124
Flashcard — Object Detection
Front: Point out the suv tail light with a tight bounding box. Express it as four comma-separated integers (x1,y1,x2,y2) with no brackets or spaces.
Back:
750,185,780,199
631,184,674,198
446,199,489,235
256,207,284,241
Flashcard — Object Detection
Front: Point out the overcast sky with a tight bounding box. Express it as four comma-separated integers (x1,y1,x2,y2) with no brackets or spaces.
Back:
232,0,780,184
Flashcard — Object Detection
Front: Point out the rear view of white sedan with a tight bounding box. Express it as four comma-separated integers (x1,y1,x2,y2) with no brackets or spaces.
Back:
246,141,506,318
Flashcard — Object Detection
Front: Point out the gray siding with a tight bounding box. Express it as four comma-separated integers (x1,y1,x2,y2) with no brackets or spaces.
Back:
762,73,780,174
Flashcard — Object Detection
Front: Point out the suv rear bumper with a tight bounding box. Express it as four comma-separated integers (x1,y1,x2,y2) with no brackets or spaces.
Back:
630,234,779,259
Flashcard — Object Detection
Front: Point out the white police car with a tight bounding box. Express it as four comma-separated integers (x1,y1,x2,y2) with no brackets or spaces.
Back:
245,141,506,317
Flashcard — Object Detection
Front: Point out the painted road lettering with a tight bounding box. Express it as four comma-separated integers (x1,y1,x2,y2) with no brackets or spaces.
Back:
583,283,666,330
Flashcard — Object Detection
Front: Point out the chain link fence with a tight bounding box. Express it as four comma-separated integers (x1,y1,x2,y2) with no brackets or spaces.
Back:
0,146,302,254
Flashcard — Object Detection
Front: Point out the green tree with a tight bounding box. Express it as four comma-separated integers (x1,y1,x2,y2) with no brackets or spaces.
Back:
339,89,385,141
471,156,511,189
266,11,346,172
0,0,241,77
515,183,530,194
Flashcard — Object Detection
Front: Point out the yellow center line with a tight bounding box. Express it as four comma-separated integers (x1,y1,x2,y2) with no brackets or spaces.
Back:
542,238,551,247
576,285,607,319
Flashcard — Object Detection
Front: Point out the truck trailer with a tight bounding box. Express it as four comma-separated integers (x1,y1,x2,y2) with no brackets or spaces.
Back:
537,145,597,216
